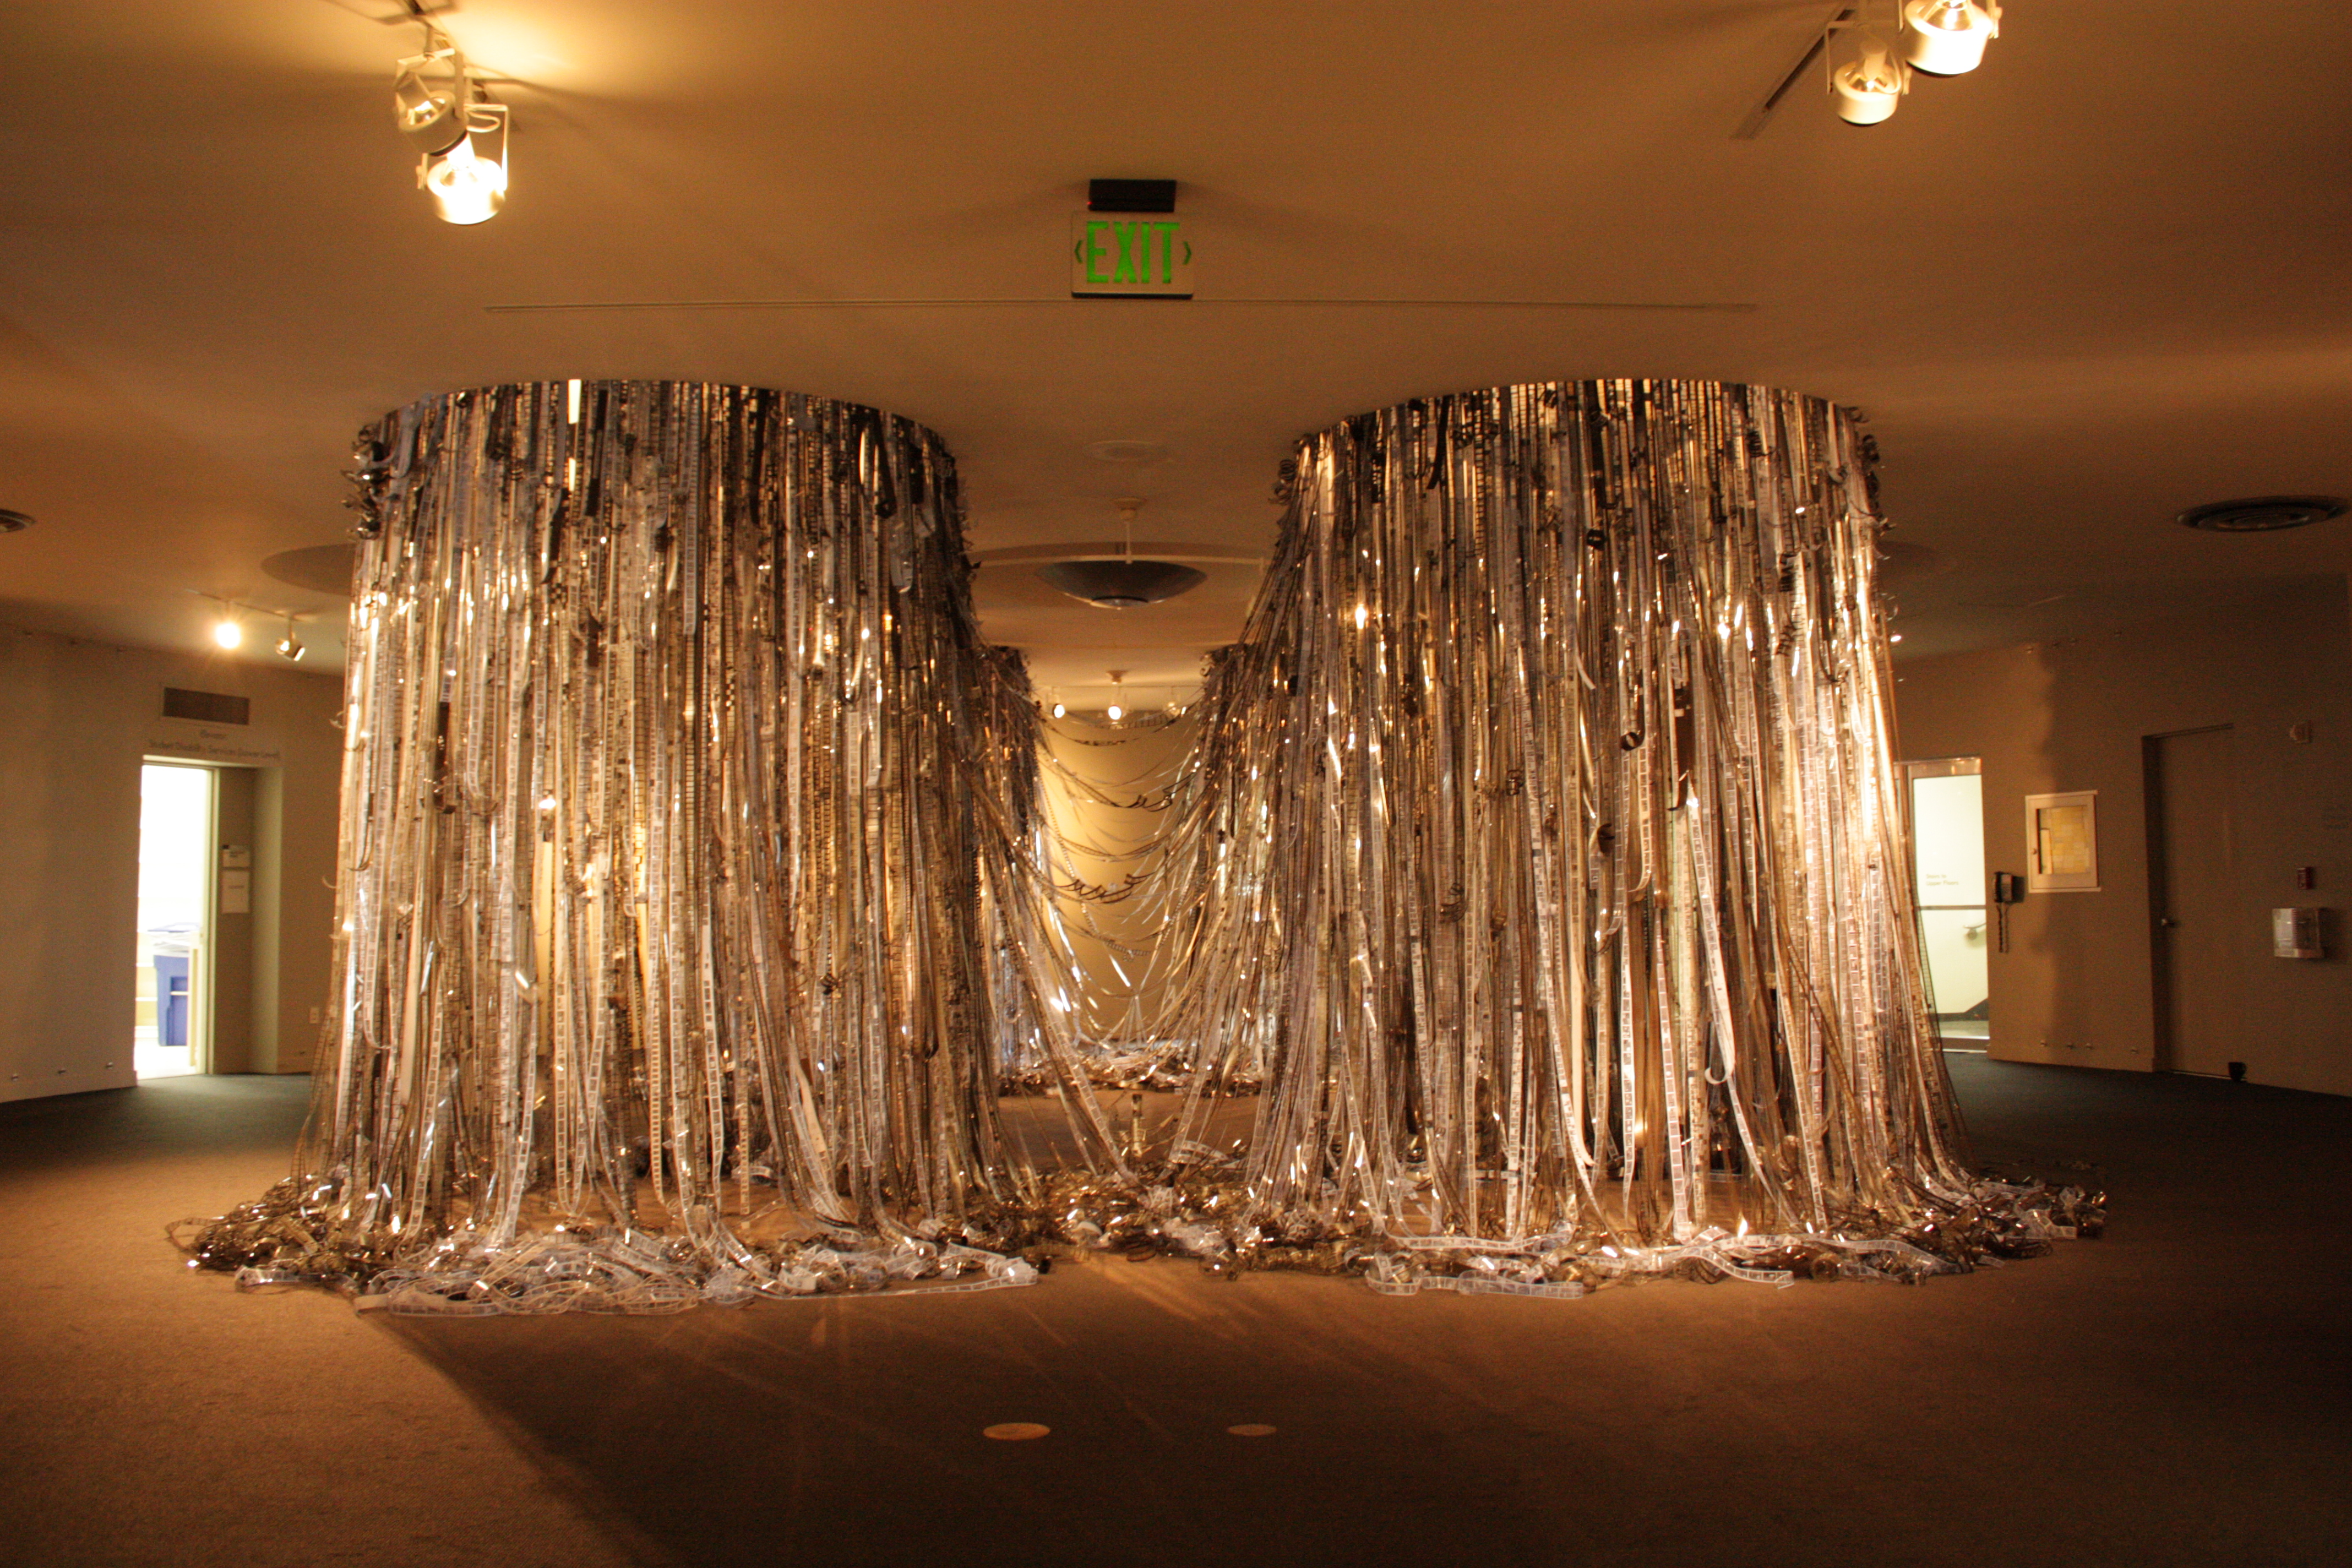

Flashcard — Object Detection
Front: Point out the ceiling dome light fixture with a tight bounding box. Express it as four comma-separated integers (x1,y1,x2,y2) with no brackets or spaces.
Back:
391,13,509,225
1899,1,2003,77
1037,497,1208,608
1037,558,1207,607
2177,496,2348,533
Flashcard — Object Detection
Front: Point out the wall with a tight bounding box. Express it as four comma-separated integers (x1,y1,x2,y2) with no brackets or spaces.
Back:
0,625,342,1101
1037,712,1198,1041
1893,575,2352,1096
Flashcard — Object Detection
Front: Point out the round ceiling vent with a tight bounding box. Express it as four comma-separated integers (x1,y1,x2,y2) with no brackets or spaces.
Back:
2177,495,2346,533
1037,559,1207,608
0,508,34,533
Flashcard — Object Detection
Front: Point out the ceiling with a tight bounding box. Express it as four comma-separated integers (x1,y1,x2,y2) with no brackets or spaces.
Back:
3,2,2348,703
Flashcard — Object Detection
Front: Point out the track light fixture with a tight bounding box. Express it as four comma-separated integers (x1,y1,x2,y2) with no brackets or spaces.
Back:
1899,1,2002,77
199,595,316,658
1104,670,1126,724
392,14,509,224
1831,34,1908,125
1823,2,2002,126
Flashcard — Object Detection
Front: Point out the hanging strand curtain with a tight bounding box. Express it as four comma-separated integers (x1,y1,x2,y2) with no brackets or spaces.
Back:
183,378,2098,1311
1140,382,2091,1289
187,383,1120,1309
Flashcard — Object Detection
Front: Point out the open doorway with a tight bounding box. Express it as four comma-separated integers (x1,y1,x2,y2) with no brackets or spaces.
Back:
1904,757,1989,1045
134,762,214,1079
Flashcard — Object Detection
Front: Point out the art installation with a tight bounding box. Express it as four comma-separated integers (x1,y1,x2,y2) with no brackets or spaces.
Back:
182,378,2101,1313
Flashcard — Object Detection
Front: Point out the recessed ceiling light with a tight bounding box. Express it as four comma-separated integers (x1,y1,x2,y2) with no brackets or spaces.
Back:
0,509,32,533
2177,496,2346,533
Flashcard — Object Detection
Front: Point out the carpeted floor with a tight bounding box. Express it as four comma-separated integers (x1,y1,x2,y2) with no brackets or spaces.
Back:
1,1057,2345,1567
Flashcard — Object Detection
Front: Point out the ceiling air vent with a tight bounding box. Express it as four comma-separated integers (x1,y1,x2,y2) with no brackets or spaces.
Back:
2177,496,2346,533
163,688,251,726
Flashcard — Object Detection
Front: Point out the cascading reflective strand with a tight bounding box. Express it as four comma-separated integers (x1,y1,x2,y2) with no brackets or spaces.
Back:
1142,382,2100,1290
181,382,1104,1310
181,377,2099,1313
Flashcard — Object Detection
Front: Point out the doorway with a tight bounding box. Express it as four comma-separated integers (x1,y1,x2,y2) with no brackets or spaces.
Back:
1904,757,1989,1043
2147,725,2241,1076
134,762,214,1079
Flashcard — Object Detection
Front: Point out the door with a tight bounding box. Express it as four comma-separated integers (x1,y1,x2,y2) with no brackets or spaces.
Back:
134,762,215,1079
1903,758,1989,1040
2147,726,2240,1075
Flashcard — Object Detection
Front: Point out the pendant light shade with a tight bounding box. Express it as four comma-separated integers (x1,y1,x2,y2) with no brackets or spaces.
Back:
1036,558,1207,608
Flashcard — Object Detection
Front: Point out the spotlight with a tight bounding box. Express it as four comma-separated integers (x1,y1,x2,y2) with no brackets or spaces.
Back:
213,615,244,651
392,21,509,224
421,102,508,225
391,34,470,155
1831,40,1907,125
275,615,307,662
1106,669,1126,723
1899,1,2001,77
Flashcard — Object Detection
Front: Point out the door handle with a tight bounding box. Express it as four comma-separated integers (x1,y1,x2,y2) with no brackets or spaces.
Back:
2158,917,2178,929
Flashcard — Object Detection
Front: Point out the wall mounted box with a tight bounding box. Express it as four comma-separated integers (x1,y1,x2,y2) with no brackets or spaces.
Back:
2026,790,2099,892
2272,907,2326,959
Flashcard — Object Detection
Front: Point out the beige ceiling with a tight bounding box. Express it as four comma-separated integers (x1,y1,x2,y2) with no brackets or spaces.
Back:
3,2,2348,703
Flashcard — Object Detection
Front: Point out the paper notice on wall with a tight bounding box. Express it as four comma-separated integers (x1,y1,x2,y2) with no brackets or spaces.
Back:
2038,804,2093,876
148,717,282,766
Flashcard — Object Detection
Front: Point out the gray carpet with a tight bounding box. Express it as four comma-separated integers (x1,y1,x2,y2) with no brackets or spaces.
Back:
2,1057,2345,1566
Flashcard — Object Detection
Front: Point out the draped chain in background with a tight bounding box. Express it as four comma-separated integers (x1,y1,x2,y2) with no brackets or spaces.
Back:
183,380,2100,1311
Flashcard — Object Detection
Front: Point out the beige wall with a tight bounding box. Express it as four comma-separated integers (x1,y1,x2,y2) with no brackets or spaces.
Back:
1893,575,2352,1096
0,625,342,1101
1038,714,1199,1041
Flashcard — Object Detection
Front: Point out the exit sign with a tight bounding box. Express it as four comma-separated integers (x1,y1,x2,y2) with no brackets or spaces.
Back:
1071,213,1193,298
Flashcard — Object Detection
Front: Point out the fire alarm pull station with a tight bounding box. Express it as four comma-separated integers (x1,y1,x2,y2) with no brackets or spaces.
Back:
2272,907,2325,960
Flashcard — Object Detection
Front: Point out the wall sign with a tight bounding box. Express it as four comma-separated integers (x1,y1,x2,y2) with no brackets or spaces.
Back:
146,718,282,766
1071,213,1192,298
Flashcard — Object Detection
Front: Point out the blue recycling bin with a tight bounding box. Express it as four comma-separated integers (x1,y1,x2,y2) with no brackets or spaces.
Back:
154,955,190,1048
